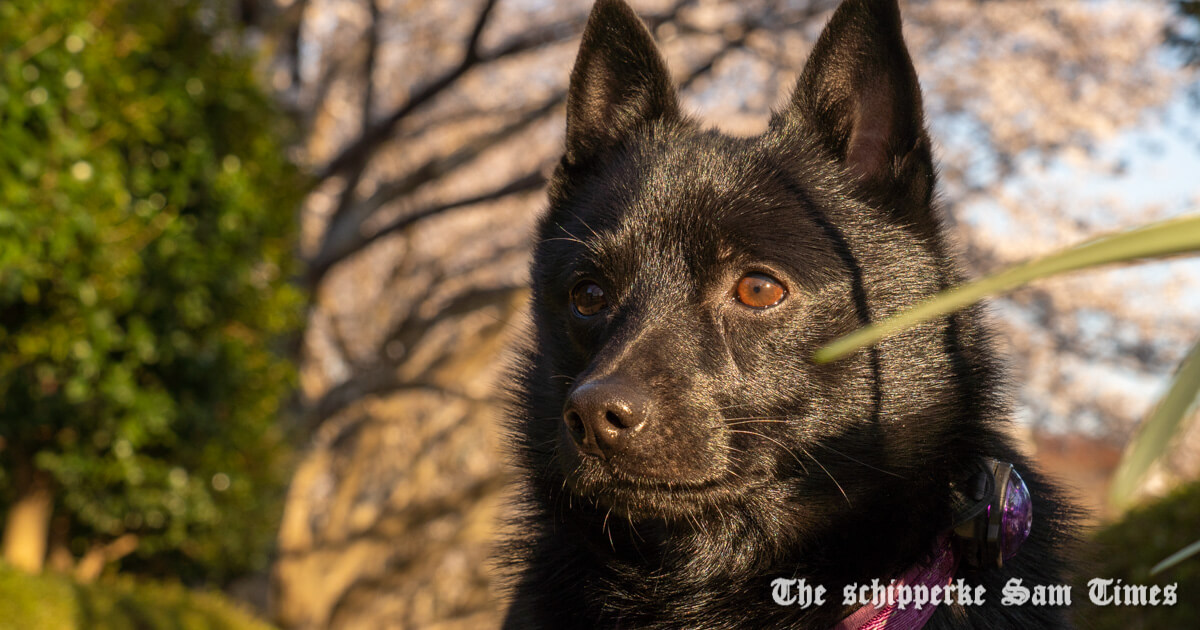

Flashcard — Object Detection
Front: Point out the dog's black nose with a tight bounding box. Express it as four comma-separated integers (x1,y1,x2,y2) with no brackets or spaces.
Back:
563,380,650,459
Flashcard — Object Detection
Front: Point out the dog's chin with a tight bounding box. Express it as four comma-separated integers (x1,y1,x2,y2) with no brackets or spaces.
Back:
560,452,745,521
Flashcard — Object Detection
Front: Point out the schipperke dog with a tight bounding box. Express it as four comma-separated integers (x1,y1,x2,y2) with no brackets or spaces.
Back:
502,0,1076,627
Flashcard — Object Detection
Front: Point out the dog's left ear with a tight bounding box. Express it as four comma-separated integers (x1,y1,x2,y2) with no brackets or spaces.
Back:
564,0,679,166
785,0,933,211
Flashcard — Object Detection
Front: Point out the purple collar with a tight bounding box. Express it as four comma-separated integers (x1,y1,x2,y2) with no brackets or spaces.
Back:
831,537,959,630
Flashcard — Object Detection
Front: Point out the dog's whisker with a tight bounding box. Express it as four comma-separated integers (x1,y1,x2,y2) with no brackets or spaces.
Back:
713,401,761,412
723,418,791,426
813,441,907,479
625,512,644,544
727,429,809,475
799,446,852,507
715,442,748,456
576,217,602,242
541,237,586,247
603,507,615,550
557,224,606,257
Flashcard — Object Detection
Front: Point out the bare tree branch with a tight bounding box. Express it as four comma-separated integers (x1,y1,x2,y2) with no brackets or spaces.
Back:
316,0,694,182
306,283,526,429
318,0,503,181
306,15,744,286
308,91,566,280
307,168,549,284
463,0,500,64
322,0,385,239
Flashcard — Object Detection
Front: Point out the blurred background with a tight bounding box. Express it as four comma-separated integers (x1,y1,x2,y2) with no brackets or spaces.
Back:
2,0,1199,628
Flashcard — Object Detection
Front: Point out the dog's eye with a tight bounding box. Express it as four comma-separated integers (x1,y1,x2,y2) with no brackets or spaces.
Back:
570,281,607,317
735,273,786,309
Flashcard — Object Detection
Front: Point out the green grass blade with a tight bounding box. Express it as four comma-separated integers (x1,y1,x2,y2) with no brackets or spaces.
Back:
1109,338,1200,512
813,214,1200,363
1150,538,1200,575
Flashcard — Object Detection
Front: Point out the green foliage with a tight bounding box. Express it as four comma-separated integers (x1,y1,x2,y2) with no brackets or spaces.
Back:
0,0,304,581
1110,340,1200,510
0,561,274,630
1074,480,1200,629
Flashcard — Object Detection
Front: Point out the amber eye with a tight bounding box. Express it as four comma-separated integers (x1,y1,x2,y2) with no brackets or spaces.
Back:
735,273,786,309
570,281,607,317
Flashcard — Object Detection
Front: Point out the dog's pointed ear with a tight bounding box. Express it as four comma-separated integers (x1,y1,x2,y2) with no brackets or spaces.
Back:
564,0,678,166
787,0,933,208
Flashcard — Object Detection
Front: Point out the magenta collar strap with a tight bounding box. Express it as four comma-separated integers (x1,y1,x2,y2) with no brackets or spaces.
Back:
831,456,1035,630
831,537,959,630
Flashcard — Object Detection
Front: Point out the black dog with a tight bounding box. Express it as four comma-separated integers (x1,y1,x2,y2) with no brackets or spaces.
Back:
502,0,1076,627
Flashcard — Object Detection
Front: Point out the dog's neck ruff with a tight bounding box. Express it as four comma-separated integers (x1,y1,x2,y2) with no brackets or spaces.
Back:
831,537,958,630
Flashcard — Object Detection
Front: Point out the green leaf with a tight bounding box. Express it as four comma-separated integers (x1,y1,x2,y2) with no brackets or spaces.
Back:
813,214,1200,363
1150,537,1200,575
1109,338,1200,511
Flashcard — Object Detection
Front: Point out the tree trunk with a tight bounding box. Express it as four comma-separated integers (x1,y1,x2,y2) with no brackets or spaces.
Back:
2,458,54,574
74,534,139,583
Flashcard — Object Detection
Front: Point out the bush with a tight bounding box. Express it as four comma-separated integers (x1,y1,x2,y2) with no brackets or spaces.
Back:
1074,479,1200,628
0,0,304,583
0,561,274,630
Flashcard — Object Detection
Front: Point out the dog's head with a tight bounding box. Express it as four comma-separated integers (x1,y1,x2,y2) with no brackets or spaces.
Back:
516,0,994,526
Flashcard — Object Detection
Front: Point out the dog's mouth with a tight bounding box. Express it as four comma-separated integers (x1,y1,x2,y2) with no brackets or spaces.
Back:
560,451,758,519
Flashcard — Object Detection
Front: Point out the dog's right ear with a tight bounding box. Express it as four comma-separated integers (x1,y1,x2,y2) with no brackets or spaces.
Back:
564,0,678,166
782,0,934,216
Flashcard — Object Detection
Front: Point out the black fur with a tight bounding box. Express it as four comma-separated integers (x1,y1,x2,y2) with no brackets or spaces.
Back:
501,0,1077,627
